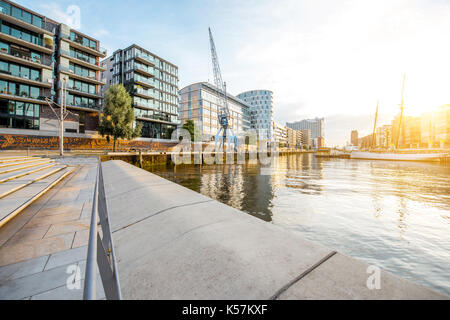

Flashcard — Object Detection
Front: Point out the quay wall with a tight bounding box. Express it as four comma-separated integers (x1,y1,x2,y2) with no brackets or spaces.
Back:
101,160,447,299
0,132,178,151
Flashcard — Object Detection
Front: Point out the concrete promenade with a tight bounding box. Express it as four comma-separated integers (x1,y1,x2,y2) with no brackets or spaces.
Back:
102,160,447,299
0,157,104,300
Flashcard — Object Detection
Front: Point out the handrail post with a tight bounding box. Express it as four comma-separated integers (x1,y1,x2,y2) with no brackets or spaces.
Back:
83,160,100,300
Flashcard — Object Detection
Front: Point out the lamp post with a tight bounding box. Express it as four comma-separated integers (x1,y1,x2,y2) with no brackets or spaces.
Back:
59,78,66,156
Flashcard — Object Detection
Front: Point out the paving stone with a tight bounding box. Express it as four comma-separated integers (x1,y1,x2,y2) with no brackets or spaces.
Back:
0,262,79,300
44,246,87,271
0,232,75,266
44,219,90,238
72,229,90,248
0,255,48,282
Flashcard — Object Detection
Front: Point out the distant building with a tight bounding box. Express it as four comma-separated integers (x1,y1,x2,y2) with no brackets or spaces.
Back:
300,129,311,148
286,117,324,148
178,82,251,141
272,121,287,146
101,44,179,139
236,90,273,140
351,130,358,146
376,125,392,148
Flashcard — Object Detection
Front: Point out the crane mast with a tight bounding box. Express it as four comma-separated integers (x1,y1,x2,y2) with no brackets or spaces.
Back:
208,28,230,128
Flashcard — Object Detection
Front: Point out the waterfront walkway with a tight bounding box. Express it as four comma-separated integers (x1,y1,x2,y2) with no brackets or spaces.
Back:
0,157,104,299
0,157,447,299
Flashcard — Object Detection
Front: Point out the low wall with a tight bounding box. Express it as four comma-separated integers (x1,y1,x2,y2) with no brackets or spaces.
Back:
0,133,178,151
101,160,447,300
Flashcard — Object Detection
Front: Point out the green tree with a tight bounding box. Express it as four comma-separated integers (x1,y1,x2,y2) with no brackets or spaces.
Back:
98,84,142,151
181,120,200,142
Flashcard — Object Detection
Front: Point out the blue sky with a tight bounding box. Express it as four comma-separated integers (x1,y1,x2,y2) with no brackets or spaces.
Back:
15,0,450,146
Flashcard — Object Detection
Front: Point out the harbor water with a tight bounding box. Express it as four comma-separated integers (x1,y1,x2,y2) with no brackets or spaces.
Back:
143,154,450,296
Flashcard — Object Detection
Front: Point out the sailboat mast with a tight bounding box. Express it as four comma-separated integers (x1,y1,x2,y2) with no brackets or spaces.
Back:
371,101,379,149
395,74,406,149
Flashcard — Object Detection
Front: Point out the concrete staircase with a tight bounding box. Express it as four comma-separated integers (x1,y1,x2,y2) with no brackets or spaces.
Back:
0,156,76,228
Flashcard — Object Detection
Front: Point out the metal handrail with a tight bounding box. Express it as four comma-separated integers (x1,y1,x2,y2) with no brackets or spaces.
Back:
83,159,121,300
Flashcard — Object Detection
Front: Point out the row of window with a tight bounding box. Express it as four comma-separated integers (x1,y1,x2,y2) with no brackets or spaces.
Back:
0,100,40,130
69,62,97,79
0,100,40,117
1,21,43,47
0,80,41,99
67,78,97,95
0,60,40,81
0,1,43,28
70,47,96,65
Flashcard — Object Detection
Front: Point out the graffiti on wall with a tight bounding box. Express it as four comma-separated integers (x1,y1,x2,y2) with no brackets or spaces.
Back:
0,134,177,151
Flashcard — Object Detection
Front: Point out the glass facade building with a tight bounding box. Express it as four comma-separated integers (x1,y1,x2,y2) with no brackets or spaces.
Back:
179,82,251,141
101,44,179,139
0,0,106,134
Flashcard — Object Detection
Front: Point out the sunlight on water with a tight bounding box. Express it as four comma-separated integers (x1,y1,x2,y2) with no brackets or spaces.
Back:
145,154,450,296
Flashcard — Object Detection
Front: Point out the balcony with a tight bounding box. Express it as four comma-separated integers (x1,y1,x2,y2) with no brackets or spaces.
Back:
59,48,105,71
0,70,53,88
133,87,157,99
0,12,55,36
0,89,49,104
66,101,100,112
133,100,157,110
61,34,107,58
134,52,155,66
133,75,155,88
0,47,52,70
133,64,155,78
0,32,53,54
58,65,105,85
65,85,103,99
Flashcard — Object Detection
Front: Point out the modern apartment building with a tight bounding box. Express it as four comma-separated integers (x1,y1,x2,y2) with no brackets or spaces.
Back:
272,121,287,146
179,82,251,141
101,44,179,139
0,0,106,134
286,118,324,148
236,90,273,140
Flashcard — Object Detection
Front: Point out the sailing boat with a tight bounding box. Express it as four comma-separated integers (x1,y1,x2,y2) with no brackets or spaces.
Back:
351,75,448,162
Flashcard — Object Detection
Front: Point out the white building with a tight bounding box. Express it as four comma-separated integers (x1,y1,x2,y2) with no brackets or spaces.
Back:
272,121,287,145
236,90,273,140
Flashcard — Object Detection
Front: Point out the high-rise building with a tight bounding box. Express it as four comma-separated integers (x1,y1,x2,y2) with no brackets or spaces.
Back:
0,0,106,135
236,90,273,140
101,44,179,139
179,82,250,141
286,117,324,148
351,130,358,146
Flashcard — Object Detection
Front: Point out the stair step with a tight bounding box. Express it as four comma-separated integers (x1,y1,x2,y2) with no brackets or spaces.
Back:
0,157,37,164
0,163,56,184
0,165,68,199
0,167,76,228
0,158,48,169
0,160,54,175
0,156,32,162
